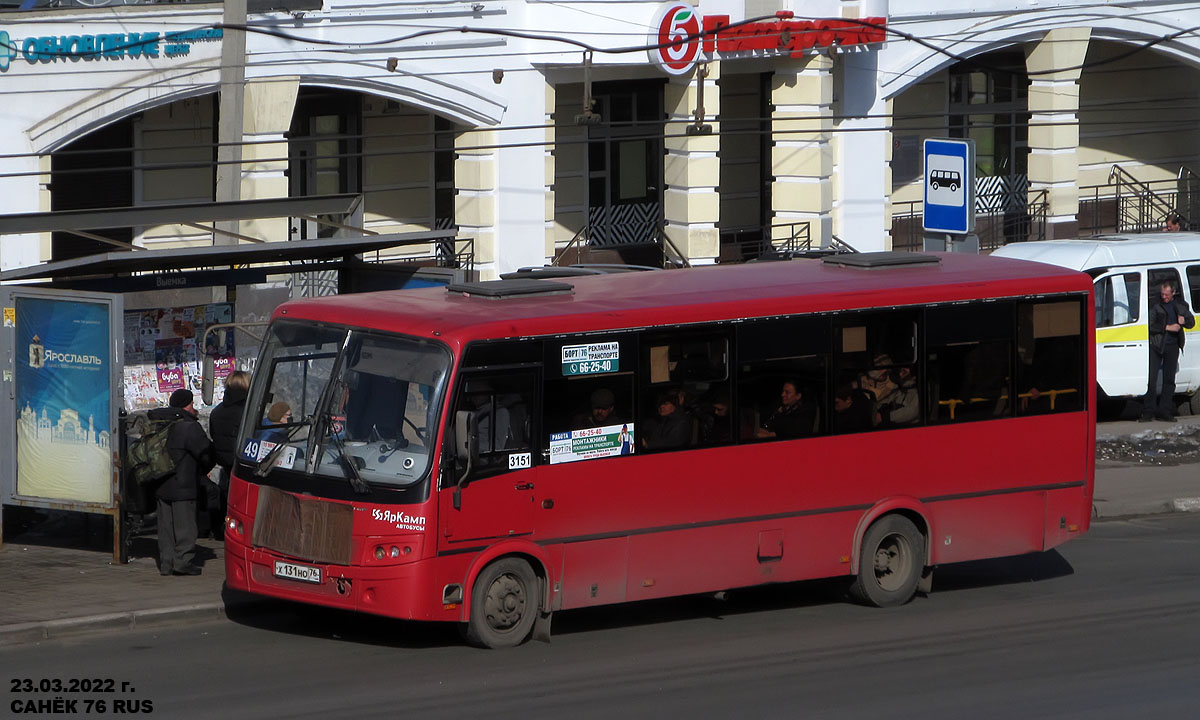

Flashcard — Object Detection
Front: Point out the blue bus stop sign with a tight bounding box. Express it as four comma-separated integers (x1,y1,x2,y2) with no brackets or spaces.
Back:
923,138,975,235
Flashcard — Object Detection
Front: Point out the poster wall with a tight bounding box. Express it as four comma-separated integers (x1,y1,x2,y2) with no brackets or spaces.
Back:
14,296,114,504
122,303,235,410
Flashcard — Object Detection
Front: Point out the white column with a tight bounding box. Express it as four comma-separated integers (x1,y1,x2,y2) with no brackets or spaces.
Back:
494,70,553,276
0,148,43,270
836,50,890,252
1026,27,1090,240
772,56,834,247
455,128,498,279
239,78,298,244
664,62,721,265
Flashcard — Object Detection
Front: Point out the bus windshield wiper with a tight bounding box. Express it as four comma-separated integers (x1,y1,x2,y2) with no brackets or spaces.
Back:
253,418,312,477
321,408,371,494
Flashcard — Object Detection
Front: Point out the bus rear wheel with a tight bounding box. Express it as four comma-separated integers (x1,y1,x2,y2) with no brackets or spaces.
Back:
851,515,925,608
465,557,538,649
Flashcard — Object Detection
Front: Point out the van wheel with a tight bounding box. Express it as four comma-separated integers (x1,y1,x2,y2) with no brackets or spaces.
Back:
850,515,925,608
465,558,538,649
1188,392,1200,417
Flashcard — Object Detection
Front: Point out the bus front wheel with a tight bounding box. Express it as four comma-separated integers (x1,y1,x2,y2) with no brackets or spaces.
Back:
465,557,539,649
851,515,925,608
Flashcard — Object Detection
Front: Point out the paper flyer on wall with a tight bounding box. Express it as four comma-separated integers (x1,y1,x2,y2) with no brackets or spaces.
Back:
123,302,236,410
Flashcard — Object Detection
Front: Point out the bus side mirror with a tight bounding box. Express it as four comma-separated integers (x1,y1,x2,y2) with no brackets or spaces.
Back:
452,410,479,510
201,354,216,406
454,410,479,466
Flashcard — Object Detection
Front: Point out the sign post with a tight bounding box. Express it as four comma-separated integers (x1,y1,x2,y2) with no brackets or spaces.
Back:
922,138,978,252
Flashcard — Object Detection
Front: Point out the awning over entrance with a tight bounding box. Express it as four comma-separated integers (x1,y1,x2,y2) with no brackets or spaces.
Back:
0,231,460,289
0,194,362,238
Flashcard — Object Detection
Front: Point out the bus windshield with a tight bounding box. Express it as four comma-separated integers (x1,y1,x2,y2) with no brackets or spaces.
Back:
240,321,450,488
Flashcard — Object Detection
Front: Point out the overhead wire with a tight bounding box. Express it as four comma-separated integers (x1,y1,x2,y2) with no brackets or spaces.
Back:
0,8,1197,181
5,111,1200,182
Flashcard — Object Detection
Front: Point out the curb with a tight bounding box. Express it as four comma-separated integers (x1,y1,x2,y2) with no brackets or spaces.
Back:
0,600,270,648
1172,496,1200,513
1093,497,1200,520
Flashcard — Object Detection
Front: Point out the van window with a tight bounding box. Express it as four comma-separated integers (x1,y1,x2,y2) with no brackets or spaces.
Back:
1187,265,1200,311
1148,268,1182,306
1095,273,1140,327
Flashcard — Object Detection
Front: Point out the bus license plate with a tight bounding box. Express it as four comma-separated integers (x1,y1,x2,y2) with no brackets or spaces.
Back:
274,561,322,584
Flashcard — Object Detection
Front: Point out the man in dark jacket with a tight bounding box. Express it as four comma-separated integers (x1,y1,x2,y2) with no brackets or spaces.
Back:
151,389,215,576
207,370,249,540
641,393,693,451
1142,281,1196,422
755,380,818,439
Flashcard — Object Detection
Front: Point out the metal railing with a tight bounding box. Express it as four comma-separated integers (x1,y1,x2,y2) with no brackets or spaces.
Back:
551,221,691,269
891,184,1048,252
1080,165,1200,235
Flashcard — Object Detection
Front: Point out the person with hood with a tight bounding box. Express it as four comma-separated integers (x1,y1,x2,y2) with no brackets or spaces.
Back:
207,370,250,540
151,389,215,576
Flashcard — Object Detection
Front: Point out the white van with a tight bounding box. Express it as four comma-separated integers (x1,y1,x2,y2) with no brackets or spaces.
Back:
992,233,1200,412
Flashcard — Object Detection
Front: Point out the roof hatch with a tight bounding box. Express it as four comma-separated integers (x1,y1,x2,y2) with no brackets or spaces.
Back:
822,251,941,270
446,278,574,298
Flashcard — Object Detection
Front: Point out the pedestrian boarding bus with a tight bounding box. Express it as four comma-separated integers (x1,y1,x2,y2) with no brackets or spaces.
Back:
993,233,1200,413
223,252,1095,648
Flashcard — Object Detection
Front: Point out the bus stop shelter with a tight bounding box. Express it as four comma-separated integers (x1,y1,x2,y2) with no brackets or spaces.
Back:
0,195,464,561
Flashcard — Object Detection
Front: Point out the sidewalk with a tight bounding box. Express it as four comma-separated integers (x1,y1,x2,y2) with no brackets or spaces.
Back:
0,526,245,646
1094,418,1200,518
2,419,1198,648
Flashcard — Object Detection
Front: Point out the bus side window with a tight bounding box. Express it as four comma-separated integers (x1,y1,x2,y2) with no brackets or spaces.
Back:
639,329,731,452
925,301,1013,424
834,310,921,430
1016,299,1084,415
738,316,831,440
454,372,536,481
541,334,636,464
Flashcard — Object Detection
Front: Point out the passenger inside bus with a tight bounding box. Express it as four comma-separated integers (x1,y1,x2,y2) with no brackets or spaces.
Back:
863,355,919,427
755,380,818,439
641,392,693,451
698,392,732,445
833,384,874,434
258,401,291,443
572,387,625,429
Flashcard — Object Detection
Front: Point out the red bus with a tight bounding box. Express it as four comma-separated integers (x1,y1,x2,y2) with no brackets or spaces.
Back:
223,251,1094,648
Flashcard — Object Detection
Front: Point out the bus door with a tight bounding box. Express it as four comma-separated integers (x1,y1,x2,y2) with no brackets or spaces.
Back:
1093,270,1145,397
438,370,540,547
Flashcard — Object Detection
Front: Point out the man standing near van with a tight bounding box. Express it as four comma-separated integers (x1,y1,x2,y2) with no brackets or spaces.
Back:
1142,282,1195,422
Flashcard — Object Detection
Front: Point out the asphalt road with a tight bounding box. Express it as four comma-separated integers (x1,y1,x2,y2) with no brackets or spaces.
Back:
6,514,1200,720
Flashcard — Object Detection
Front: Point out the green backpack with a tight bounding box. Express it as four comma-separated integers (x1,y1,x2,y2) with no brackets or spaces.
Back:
127,418,181,486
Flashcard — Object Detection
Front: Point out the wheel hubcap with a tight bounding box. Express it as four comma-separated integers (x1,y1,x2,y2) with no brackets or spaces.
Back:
872,532,913,592
484,573,527,632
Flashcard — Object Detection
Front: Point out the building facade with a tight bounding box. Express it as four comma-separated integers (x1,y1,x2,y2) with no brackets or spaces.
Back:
1,0,1199,278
